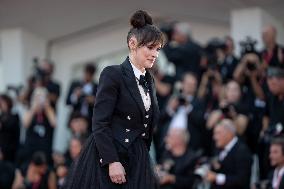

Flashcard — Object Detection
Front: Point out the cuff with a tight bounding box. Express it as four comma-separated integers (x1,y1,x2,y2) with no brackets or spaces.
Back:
216,174,226,185
70,93,78,104
166,107,175,116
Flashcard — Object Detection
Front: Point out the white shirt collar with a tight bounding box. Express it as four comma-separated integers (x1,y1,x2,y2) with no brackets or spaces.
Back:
224,137,238,152
129,60,146,79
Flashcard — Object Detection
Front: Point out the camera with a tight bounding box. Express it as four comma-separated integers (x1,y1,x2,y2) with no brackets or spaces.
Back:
246,61,257,71
254,180,270,189
220,104,237,118
239,37,258,56
178,95,187,105
204,38,226,72
194,164,210,178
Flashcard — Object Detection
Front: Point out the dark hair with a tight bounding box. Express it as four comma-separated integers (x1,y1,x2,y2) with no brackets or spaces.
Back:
127,10,166,48
84,63,96,75
271,137,284,155
0,94,13,112
71,135,86,146
31,151,47,166
68,111,88,127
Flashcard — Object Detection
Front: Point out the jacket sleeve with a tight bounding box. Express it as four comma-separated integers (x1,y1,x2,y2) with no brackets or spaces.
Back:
92,66,120,167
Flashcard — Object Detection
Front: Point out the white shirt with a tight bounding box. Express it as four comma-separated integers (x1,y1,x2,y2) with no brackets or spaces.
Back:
130,62,151,111
272,166,284,189
219,137,238,161
168,105,193,129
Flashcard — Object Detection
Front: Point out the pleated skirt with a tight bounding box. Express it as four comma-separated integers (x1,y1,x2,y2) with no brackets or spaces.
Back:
62,133,158,189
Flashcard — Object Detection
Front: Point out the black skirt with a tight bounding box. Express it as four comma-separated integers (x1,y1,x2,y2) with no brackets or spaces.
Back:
62,133,158,189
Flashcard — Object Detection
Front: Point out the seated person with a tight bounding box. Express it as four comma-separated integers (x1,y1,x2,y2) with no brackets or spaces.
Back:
68,112,89,138
19,151,56,189
157,127,200,189
269,137,284,189
204,119,252,189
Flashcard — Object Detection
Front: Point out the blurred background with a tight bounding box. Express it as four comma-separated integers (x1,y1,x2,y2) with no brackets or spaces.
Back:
1,0,284,189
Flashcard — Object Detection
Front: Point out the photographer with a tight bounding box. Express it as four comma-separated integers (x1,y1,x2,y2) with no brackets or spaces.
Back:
19,59,60,111
219,36,239,83
263,67,284,136
19,87,56,165
156,127,199,189
262,25,284,69
233,38,267,153
0,94,20,162
207,80,249,136
259,67,284,179
66,63,98,133
19,151,56,189
163,22,203,80
197,66,223,117
157,72,206,159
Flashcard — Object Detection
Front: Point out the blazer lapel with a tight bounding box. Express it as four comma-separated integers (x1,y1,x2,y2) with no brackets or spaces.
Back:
146,71,160,127
121,58,145,118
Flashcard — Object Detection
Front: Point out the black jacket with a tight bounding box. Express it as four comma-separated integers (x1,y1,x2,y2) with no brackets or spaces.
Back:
66,80,97,114
92,58,160,167
268,168,284,189
211,140,252,189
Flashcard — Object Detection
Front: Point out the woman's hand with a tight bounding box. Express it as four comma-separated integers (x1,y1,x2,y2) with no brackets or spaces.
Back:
109,162,126,184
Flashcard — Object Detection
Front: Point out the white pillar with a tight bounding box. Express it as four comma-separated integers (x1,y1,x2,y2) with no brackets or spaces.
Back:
230,7,284,56
0,29,46,92
0,29,25,90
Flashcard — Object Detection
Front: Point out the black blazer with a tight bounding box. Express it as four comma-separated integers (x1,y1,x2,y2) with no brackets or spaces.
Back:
211,140,252,189
92,58,160,167
66,80,97,112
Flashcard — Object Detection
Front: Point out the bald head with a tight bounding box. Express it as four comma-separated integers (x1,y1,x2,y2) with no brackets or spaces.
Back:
262,25,277,48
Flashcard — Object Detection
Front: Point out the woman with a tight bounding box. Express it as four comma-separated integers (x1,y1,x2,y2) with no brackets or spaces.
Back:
63,10,165,189
21,87,56,165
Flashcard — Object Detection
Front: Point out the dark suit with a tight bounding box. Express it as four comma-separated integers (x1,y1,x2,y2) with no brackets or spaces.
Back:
163,41,203,80
157,97,206,158
66,80,97,131
268,169,284,189
93,58,160,167
159,148,201,189
211,140,252,189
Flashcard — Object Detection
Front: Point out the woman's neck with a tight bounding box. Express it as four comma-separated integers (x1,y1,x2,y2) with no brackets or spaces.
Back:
129,54,145,73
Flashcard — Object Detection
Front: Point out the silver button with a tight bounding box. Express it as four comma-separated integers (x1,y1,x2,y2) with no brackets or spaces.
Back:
145,115,149,118
141,133,146,137
144,124,148,128
127,116,131,120
126,129,130,132
100,158,103,163
125,139,129,143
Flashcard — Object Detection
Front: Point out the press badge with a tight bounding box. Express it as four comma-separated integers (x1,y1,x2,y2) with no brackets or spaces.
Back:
33,125,46,137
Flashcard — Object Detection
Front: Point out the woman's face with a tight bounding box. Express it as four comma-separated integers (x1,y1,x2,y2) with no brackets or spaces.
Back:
70,139,82,159
225,81,241,103
129,37,161,69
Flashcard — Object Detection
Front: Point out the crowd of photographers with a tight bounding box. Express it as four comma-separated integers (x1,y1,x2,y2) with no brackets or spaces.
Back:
0,22,284,189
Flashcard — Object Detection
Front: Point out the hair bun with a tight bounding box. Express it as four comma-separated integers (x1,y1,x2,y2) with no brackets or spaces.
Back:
130,10,153,29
